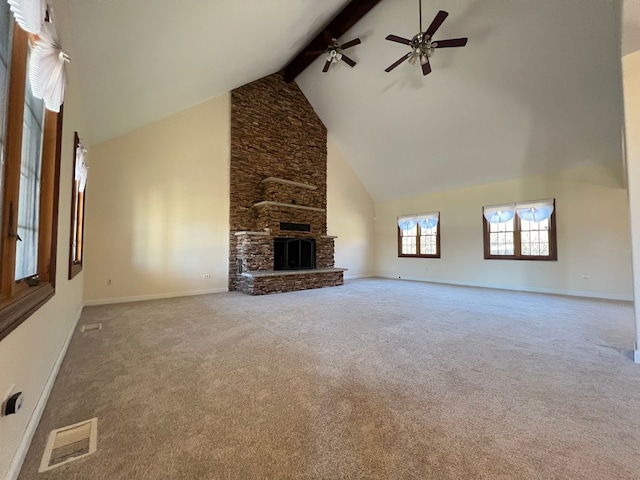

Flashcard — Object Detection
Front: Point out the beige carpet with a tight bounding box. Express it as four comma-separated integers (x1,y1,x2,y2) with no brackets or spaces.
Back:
18,279,640,479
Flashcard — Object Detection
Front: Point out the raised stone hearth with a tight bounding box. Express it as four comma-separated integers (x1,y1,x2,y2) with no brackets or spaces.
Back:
236,268,347,295
229,73,345,295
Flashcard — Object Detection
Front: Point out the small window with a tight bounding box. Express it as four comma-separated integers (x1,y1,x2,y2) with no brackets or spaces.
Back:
482,199,557,261
397,212,440,258
69,132,87,279
0,15,64,340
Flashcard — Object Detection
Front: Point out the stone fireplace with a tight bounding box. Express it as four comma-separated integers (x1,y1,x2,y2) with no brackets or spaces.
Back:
229,73,346,295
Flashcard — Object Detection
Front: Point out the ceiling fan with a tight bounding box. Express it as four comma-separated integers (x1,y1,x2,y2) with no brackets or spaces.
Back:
305,31,362,73
385,2,468,76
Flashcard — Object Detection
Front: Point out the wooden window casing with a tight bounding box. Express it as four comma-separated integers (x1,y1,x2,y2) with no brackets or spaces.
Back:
397,214,441,258
482,200,557,261
0,22,63,341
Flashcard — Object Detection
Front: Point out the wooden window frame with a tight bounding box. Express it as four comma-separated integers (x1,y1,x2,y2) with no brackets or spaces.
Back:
68,132,85,279
0,23,63,341
397,214,441,258
482,199,557,261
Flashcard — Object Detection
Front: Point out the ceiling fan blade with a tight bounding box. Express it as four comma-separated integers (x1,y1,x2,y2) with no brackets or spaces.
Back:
340,38,361,50
421,58,432,76
425,10,449,37
385,53,411,72
305,50,328,56
322,60,332,73
385,34,412,46
434,37,468,48
341,54,356,67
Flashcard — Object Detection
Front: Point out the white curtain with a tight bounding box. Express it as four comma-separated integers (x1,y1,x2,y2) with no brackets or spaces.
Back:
397,215,417,231
28,21,69,112
75,142,88,192
398,212,439,230
417,213,439,229
483,204,515,223
7,0,44,35
516,199,554,222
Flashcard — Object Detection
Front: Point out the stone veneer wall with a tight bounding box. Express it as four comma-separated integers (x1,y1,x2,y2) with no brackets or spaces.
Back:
229,73,328,290
236,272,344,296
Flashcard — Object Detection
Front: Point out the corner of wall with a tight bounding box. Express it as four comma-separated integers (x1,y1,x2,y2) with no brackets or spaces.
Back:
327,137,376,278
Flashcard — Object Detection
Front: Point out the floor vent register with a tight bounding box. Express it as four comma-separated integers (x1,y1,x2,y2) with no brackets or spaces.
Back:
39,418,98,472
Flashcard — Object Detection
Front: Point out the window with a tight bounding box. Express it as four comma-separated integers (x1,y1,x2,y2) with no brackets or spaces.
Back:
482,199,557,261
69,132,87,279
397,212,440,258
0,12,64,340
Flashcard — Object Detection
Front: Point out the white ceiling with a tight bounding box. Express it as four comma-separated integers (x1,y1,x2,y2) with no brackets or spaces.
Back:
53,0,634,202
624,0,640,56
296,0,625,200
53,0,352,143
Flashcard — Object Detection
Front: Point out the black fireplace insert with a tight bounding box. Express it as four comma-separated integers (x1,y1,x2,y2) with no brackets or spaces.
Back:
274,238,315,270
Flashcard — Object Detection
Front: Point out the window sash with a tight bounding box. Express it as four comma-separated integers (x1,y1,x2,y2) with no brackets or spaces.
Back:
15,74,44,280
69,132,86,278
0,2,12,261
398,213,441,258
483,200,557,261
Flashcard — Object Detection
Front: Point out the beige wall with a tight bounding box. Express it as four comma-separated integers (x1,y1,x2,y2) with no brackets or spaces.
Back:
0,74,87,477
623,50,640,348
84,95,231,304
327,138,375,278
375,162,632,300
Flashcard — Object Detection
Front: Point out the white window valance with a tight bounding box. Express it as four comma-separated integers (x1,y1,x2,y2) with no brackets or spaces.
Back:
516,199,554,222
398,212,439,230
7,0,45,35
28,21,69,112
484,199,555,224
398,215,417,231
483,204,515,224
75,141,88,192
417,213,439,229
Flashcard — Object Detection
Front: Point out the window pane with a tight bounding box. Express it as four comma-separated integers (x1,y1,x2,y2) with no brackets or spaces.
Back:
72,181,80,261
15,73,44,280
489,218,514,255
418,224,438,256
401,224,417,237
520,217,551,257
420,235,437,255
402,236,416,254
0,2,11,255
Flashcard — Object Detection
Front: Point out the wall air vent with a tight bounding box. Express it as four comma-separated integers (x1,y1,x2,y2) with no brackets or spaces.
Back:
280,222,311,232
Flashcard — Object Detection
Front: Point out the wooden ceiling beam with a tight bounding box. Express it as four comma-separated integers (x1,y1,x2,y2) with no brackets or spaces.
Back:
283,0,383,83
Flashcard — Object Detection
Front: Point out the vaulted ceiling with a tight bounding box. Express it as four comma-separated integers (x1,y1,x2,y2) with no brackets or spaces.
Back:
55,0,636,201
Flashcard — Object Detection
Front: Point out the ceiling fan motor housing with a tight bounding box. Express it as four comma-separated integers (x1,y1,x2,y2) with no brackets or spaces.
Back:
411,33,436,57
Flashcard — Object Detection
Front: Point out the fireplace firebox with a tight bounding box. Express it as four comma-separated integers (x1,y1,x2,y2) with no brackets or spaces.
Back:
274,238,315,270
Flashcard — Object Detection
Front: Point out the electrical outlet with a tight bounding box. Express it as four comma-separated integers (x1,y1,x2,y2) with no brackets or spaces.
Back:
202,274,210,279
581,275,590,280
2,384,15,417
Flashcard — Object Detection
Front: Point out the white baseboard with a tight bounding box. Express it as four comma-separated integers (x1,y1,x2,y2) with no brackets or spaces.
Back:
84,287,229,307
375,275,633,302
5,307,83,480
344,274,374,280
